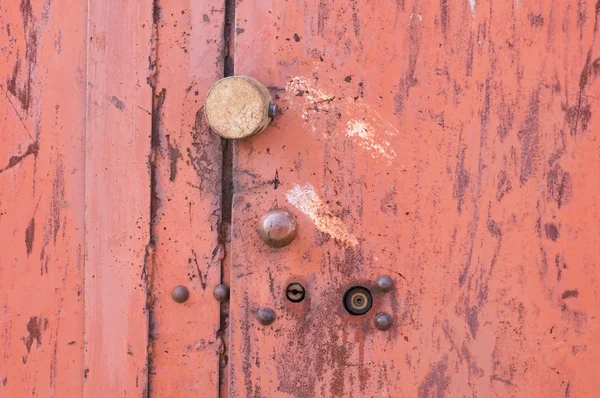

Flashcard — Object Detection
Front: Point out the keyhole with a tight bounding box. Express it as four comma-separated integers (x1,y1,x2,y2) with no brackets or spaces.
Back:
343,286,372,315
286,283,305,303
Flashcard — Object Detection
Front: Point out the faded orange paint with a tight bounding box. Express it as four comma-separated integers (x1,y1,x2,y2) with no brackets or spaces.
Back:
3,0,600,397
146,0,225,396
0,1,86,396
230,0,600,397
83,0,153,396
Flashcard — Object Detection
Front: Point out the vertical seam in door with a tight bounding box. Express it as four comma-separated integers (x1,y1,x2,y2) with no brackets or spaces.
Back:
218,0,236,395
145,1,161,396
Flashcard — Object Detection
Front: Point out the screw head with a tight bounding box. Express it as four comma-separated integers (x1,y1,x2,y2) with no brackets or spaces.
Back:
374,312,393,331
172,285,190,303
213,284,230,302
258,209,299,248
375,275,394,293
256,307,276,326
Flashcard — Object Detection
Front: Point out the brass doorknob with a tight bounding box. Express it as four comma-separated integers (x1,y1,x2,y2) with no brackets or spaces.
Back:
258,209,299,248
204,76,275,139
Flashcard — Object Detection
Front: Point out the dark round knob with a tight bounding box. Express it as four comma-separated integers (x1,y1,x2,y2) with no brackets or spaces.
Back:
258,209,298,248
374,312,393,331
256,307,276,326
213,284,230,302
172,285,190,303
375,275,394,293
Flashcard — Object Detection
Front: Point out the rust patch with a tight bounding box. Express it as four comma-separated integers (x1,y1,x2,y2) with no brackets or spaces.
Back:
518,91,540,184
22,316,48,363
544,223,559,241
561,289,579,299
0,142,39,173
25,217,35,256
547,163,572,208
108,95,126,111
418,356,450,398
165,135,182,182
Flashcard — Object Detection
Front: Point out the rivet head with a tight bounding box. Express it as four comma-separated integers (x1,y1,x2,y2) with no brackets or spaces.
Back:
256,307,276,326
374,312,393,331
258,209,298,248
213,284,230,302
375,275,394,293
172,285,190,303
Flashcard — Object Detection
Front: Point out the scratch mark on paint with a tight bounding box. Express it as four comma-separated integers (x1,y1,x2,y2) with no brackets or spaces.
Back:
469,0,476,15
286,183,359,247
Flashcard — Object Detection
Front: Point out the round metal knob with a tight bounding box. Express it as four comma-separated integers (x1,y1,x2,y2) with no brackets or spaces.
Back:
374,312,393,331
172,285,190,303
258,209,299,248
375,275,394,293
213,284,230,302
256,307,276,326
204,76,275,139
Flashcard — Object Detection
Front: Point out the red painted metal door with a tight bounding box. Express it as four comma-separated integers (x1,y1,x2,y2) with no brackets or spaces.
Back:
227,0,600,397
2,0,600,397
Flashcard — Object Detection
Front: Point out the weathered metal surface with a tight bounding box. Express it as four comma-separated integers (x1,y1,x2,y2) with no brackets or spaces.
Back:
83,0,153,396
230,1,600,397
0,1,86,396
146,0,225,396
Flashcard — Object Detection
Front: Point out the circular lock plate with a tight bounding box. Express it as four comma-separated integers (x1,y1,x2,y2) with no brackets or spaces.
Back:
343,286,373,316
205,76,272,139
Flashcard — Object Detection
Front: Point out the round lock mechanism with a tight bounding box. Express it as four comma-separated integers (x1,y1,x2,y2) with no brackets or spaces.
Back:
204,76,275,139
343,286,373,316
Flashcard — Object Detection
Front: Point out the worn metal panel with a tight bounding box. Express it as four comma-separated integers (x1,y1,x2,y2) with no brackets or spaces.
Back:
230,0,600,397
147,0,225,396
83,0,153,396
0,0,86,396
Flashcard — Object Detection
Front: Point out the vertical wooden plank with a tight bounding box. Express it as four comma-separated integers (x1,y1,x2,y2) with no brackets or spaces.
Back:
147,0,224,396
83,0,153,396
0,1,86,396
230,0,600,397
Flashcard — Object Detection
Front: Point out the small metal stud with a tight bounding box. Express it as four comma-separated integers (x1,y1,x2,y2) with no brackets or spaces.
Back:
213,284,230,302
258,209,299,248
268,103,277,118
375,275,394,293
256,307,276,326
172,285,190,303
374,312,393,331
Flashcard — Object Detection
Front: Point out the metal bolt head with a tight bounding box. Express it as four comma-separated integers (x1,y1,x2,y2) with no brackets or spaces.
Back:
268,103,277,118
258,209,299,248
213,284,230,302
256,307,276,326
374,312,393,331
375,275,394,293
172,285,190,303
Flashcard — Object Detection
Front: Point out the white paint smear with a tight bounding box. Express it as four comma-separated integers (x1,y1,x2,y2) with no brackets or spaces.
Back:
469,0,476,15
286,75,400,162
346,120,397,162
286,183,359,247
